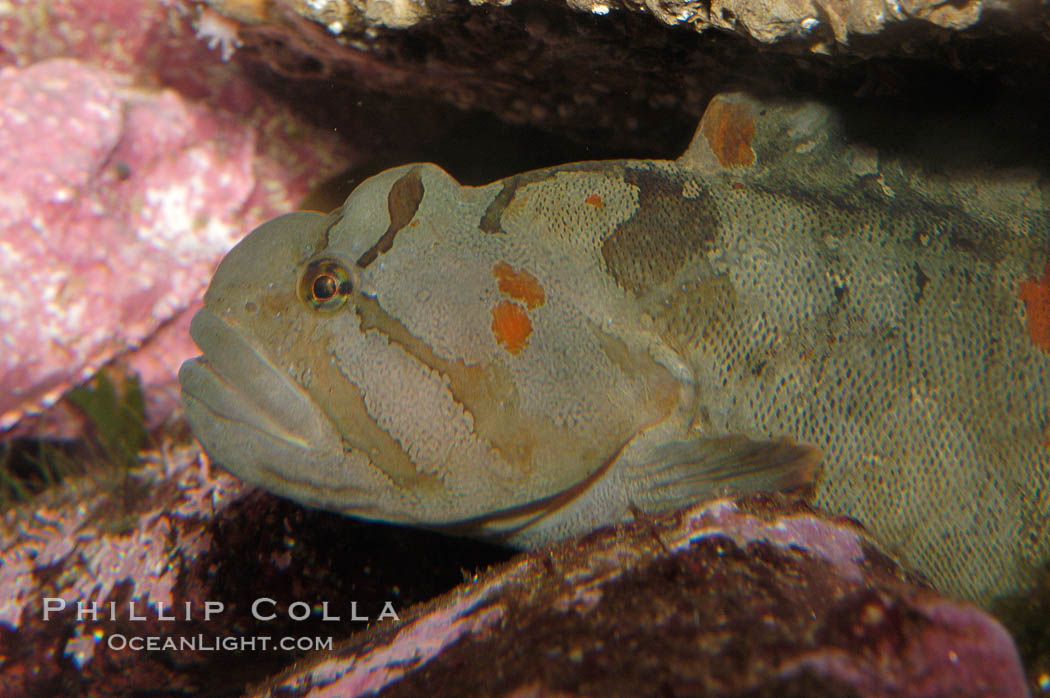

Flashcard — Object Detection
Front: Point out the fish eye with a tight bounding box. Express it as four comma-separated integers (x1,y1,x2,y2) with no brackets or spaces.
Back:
299,258,353,312
313,274,339,301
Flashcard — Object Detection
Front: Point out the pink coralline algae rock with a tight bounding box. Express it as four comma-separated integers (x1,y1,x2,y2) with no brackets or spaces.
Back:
0,0,355,436
0,59,255,429
0,445,248,690
0,441,509,695
0,0,176,73
0,447,244,630
255,496,1030,698
0,58,353,433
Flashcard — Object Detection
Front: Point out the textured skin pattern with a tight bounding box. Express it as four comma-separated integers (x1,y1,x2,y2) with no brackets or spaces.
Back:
181,93,1050,602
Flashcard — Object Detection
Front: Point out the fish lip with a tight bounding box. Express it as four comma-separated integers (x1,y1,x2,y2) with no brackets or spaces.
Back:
179,357,311,452
178,309,339,454
179,310,408,520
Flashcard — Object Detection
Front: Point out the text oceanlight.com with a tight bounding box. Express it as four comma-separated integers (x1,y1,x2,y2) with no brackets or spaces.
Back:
106,634,334,652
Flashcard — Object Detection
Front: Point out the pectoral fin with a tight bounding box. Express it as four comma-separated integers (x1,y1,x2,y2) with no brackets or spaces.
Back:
629,435,820,510
496,434,820,549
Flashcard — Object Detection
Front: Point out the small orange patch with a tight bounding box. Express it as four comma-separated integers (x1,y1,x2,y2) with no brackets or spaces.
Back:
492,262,546,309
700,98,755,168
585,194,605,208
209,0,269,23
491,301,532,355
1020,262,1050,353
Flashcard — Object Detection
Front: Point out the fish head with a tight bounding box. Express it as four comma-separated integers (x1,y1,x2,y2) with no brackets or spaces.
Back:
180,163,688,529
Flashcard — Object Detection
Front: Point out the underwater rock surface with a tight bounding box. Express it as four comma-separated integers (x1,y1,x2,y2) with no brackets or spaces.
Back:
0,463,1027,695
0,445,249,693
269,0,1026,48
0,1,354,437
0,58,252,433
254,495,1028,697
197,0,1050,145
0,444,510,695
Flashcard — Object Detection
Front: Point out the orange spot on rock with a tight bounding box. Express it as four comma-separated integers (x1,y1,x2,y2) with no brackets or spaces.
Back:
209,0,270,23
700,98,755,168
491,301,532,355
1020,262,1050,353
410,220,420,227
493,262,546,309
585,194,605,208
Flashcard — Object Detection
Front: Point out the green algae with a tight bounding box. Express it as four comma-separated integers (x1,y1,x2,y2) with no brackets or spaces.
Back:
0,368,148,512
67,368,148,475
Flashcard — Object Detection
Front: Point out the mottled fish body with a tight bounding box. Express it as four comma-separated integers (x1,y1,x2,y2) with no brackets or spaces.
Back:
181,93,1050,603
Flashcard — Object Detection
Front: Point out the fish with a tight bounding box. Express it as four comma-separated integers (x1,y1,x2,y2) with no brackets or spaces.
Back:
179,92,1050,603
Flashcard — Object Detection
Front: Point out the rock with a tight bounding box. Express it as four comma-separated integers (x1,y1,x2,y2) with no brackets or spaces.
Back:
0,0,354,437
1,470,1027,695
0,443,511,695
253,496,1029,697
0,444,250,693
277,0,1019,47
198,0,1050,147
0,59,253,432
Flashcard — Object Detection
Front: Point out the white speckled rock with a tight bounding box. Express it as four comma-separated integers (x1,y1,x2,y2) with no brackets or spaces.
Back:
0,0,355,437
251,496,1030,698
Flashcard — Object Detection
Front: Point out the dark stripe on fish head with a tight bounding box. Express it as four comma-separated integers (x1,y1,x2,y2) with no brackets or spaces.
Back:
357,167,426,268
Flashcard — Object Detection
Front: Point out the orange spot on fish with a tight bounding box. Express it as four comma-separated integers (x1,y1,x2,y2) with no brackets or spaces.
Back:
700,97,755,168
410,220,420,227
493,262,546,309
1020,262,1050,353
585,194,605,208
491,301,532,355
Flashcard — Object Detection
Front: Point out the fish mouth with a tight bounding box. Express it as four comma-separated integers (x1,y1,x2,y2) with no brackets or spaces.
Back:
178,309,342,461
179,309,410,521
